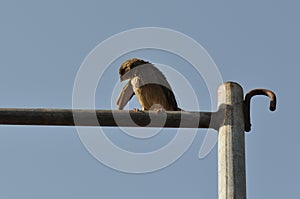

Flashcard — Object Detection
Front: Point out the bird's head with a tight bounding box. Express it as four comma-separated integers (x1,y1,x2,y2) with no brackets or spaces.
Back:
119,58,149,81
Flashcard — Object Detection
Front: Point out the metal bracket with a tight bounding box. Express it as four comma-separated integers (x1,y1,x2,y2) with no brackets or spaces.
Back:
244,89,277,132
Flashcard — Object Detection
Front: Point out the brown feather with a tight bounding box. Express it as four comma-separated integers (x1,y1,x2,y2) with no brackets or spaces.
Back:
117,58,181,111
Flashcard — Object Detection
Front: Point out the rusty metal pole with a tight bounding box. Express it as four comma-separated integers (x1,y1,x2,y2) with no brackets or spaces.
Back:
218,82,246,199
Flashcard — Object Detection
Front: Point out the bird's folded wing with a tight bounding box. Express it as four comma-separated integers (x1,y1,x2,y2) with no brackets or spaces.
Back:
116,81,134,110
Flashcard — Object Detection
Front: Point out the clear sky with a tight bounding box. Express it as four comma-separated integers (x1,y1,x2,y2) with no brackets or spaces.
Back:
0,1,299,198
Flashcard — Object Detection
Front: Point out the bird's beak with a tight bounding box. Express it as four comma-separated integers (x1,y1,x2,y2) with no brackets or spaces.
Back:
120,75,125,82
120,71,131,82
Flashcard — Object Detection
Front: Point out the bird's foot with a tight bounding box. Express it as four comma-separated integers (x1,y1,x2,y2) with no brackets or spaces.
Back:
133,108,141,112
153,107,165,114
150,104,166,114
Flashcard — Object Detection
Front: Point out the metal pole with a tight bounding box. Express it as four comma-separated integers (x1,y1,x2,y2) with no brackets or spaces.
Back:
0,82,277,199
0,108,215,128
218,82,246,199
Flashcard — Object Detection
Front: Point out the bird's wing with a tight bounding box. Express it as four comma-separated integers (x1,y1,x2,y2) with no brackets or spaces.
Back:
116,81,134,110
161,86,179,111
137,64,180,111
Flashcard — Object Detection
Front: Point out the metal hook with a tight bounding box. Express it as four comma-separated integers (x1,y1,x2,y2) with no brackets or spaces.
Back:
244,89,277,132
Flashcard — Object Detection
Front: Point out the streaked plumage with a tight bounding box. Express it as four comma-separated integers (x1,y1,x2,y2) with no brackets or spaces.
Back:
117,58,180,111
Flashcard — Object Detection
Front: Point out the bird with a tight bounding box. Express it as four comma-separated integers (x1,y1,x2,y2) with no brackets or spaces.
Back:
116,58,181,111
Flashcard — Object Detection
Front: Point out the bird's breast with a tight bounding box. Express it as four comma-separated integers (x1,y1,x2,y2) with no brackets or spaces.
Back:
130,76,142,93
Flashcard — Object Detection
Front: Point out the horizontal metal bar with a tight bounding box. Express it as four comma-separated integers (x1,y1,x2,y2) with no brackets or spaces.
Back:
0,108,218,129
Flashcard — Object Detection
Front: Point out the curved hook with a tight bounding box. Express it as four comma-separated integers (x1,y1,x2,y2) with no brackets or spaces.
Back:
244,89,277,132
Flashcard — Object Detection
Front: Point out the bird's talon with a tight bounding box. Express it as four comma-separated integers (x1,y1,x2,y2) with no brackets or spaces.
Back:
133,108,141,112
154,108,165,114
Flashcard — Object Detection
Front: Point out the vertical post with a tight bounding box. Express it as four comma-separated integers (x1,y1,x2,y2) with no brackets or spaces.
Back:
218,82,246,199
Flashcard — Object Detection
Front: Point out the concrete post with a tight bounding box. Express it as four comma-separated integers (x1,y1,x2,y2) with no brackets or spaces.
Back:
218,82,246,199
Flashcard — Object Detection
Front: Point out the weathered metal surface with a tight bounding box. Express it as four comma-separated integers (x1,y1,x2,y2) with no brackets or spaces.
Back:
0,108,218,128
218,82,247,199
244,89,277,132
0,82,278,199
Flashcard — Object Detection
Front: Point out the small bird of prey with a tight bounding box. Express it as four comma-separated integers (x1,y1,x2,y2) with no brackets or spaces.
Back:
117,58,181,111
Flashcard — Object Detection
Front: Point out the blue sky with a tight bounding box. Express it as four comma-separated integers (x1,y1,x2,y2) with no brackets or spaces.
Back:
0,1,299,198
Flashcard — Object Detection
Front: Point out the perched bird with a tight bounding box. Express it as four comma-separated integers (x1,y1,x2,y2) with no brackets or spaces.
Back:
117,58,180,111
